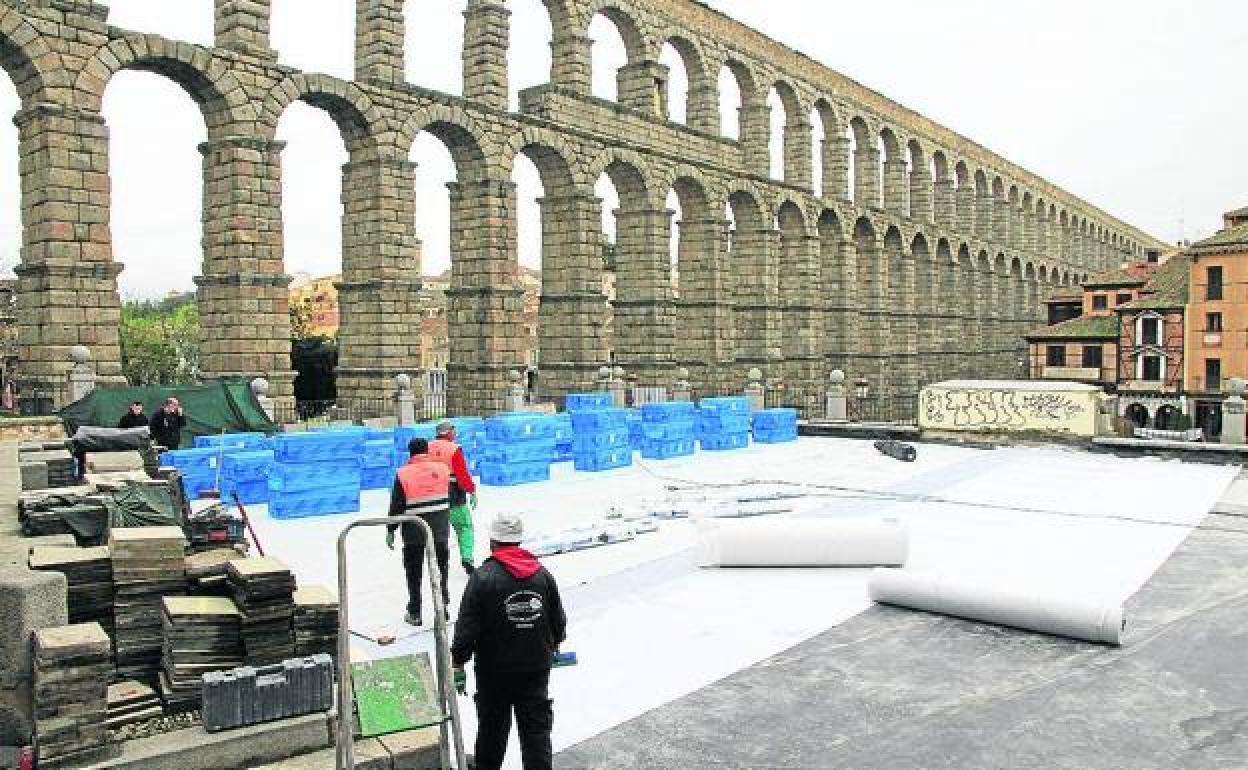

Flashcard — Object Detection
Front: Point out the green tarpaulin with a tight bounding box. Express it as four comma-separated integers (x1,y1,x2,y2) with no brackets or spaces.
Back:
58,382,277,449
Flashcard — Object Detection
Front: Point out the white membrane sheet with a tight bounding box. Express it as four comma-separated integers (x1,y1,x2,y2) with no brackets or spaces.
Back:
241,438,1235,767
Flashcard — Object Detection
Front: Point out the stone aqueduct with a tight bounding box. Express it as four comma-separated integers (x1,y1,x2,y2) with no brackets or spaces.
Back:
0,0,1163,414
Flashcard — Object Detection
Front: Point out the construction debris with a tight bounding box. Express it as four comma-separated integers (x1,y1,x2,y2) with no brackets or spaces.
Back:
105,680,163,731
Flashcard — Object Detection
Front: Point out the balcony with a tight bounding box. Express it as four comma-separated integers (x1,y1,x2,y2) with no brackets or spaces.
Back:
1119,380,1176,394
1041,366,1102,382
1202,333,1222,347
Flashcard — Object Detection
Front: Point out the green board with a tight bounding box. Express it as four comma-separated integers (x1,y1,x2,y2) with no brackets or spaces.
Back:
351,653,443,738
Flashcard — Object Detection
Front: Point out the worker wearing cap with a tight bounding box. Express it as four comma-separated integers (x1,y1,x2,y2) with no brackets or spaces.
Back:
386,438,452,627
452,514,566,770
428,420,478,574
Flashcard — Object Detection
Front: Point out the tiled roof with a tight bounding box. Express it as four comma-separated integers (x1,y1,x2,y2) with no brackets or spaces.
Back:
1119,254,1190,310
1081,267,1147,289
1026,314,1120,341
1043,290,1081,303
1188,223,1248,255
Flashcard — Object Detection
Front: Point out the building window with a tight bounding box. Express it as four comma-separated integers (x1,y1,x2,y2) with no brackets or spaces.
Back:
1092,295,1107,310
1207,266,1223,300
1082,345,1103,369
1046,345,1066,367
1140,317,1160,346
1206,359,1222,391
1116,293,1131,305
1141,355,1162,381
1207,312,1223,332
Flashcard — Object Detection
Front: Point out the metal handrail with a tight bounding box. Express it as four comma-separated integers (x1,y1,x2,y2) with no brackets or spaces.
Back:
335,516,467,770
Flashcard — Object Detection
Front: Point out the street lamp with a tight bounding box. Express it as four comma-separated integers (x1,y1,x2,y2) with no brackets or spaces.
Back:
854,377,870,400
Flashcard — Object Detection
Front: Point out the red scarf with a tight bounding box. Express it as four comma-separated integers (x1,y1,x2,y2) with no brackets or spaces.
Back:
492,546,542,579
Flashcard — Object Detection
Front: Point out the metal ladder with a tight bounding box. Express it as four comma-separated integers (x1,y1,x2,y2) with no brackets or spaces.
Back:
335,516,468,770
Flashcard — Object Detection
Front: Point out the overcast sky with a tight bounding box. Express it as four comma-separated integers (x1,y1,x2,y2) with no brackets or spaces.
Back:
0,1,1242,299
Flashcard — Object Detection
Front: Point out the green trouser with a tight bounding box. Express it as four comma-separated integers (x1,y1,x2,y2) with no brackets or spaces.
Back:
449,503,474,564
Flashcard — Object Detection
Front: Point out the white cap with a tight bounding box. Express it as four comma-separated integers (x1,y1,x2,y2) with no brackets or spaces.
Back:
490,513,525,544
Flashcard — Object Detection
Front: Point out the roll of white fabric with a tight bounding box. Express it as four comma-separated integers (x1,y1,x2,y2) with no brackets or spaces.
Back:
867,568,1125,645
697,517,908,568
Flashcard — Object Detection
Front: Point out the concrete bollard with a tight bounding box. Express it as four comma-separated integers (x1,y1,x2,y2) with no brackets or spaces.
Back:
825,370,847,422
394,374,415,426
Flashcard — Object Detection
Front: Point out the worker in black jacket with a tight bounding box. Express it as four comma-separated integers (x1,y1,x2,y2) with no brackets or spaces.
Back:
452,513,567,770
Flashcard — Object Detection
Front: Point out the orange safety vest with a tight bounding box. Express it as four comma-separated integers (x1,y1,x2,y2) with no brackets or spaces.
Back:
396,457,450,505
427,438,460,473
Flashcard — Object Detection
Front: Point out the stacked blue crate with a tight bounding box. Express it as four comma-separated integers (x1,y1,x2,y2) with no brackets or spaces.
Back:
160,447,232,499
626,409,645,450
391,424,437,471
640,401,698,460
360,439,395,490
752,407,799,443
564,392,613,412
449,417,487,477
698,396,752,451
220,450,275,504
193,432,271,451
268,432,363,519
479,413,556,486
551,414,575,463
571,407,632,472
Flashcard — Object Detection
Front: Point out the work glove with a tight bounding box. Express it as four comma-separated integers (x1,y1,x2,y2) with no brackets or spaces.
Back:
469,493,478,510
453,666,467,695
385,530,395,550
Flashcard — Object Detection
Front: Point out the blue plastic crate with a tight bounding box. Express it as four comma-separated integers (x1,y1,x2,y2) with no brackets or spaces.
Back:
698,396,751,416
269,487,360,519
268,461,362,493
481,439,556,464
479,461,551,487
551,414,574,443
486,413,557,441
697,413,752,434
366,428,393,442
753,426,799,444
641,438,697,460
552,443,575,463
565,392,613,412
570,408,629,431
361,439,392,469
393,424,438,453
449,417,486,437
194,432,269,450
641,401,698,422
361,465,394,490
221,450,274,482
273,432,365,463
222,478,269,505
699,432,750,451
574,447,632,472
161,447,232,476
752,408,799,431
179,472,220,500
572,429,630,452
641,420,696,441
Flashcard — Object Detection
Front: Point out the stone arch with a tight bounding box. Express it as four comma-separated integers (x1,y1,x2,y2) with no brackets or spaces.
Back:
657,33,714,126
75,35,255,133
398,104,497,177
818,207,846,242
580,1,652,63
0,6,62,103
661,164,712,217
725,184,766,231
587,146,659,206
503,126,585,194
259,73,383,154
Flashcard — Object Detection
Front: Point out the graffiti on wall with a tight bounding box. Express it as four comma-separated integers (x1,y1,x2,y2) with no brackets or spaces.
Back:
921,387,1089,431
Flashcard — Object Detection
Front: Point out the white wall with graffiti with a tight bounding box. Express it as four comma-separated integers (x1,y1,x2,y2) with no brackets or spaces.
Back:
919,381,1101,437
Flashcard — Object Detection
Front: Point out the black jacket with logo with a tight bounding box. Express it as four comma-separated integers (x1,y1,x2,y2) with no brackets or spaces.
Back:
451,556,567,673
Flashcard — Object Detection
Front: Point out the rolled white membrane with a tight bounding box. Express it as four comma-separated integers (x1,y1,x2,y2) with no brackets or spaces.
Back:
697,516,909,568
868,568,1126,645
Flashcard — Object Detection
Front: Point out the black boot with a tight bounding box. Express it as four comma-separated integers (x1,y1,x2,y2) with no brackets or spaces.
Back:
462,560,475,575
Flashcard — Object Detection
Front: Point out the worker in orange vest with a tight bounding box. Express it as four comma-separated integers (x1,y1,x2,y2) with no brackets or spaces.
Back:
429,420,479,574
386,438,452,627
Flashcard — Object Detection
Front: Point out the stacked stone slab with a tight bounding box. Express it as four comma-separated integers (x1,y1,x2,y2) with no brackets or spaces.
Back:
292,585,339,660
29,545,114,635
109,527,188,683
228,558,296,665
32,623,112,766
105,680,162,731
159,596,243,712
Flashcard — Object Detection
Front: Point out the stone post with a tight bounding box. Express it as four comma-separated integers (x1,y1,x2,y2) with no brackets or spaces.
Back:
686,82,721,135
740,101,771,177
463,0,510,110
214,0,276,59
934,177,956,230
732,225,781,372
250,377,275,421
783,119,814,190
596,366,613,393
505,370,526,413
395,374,415,426
673,367,692,402
909,166,933,224
853,144,881,210
609,366,627,408
956,181,976,236
1095,392,1118,438
355,0,405,85
744,367,765,412
675,216,733,389
0,566,68,745
822,135,851,202
1222,378,1246,445
66,345,96,404
613,206,676,386
616,60,668,116
825,369,847,422
883,158,908,217
550,32,592,96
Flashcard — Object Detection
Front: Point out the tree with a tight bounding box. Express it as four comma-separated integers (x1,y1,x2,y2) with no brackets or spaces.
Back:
119,294,200,385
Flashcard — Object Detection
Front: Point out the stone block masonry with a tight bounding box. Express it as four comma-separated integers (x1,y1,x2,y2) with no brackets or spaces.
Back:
0,0,1164,413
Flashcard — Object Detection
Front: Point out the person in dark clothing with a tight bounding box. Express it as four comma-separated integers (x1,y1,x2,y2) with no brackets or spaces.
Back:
118,401,147,429
452,513,567,770
148,397,186,449
386,438,452,627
